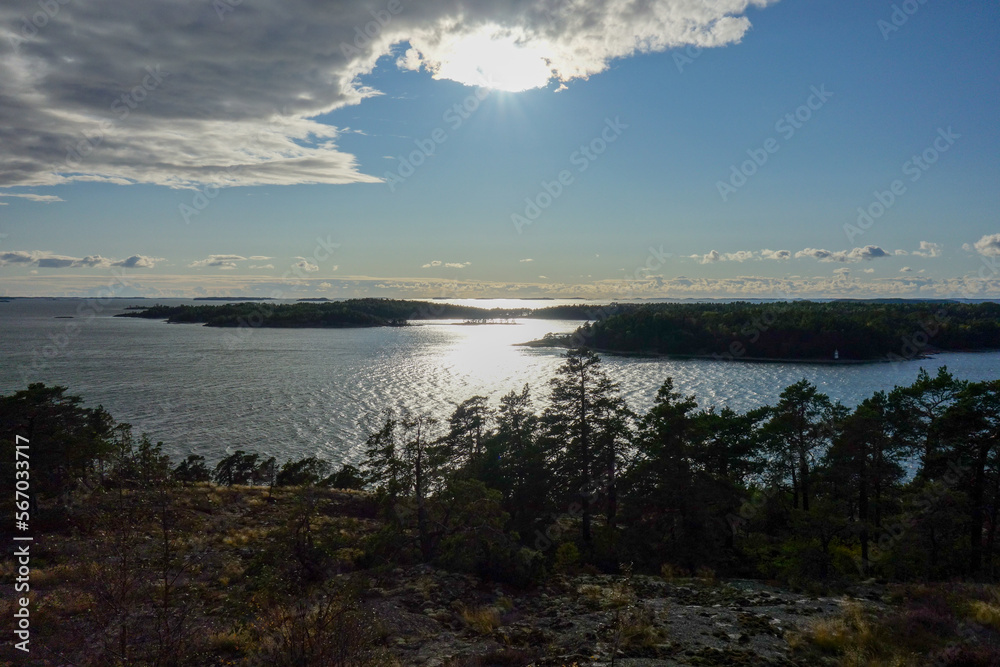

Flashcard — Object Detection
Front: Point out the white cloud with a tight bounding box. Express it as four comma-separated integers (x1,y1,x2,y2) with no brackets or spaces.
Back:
519,258,534,263
248,256,273,261
900,266,912,273
694,249,753,264
912,241,942,258
189,254,248,269
0,193,64,203
0,250,160,268
973,234,1000,257
422,260,470,269
0,0,776,188
250,264,275,270
293,257,319,273
760,249,791,260
795,245,890,263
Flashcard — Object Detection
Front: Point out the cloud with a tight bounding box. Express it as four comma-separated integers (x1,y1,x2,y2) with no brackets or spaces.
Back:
912,241,942,258
519,258,534,263
795,245,890,262
293,257,319,273
900,267,912,273
695,250,722,263
115,255,162,268
0,250,160,268
0,193,64,203
690,249,791,264
189,254,248,269
693,249,753,264
248,256,273,261
0,0,776,188
422,260,470,269
973,234,1000,257
250,264,275,270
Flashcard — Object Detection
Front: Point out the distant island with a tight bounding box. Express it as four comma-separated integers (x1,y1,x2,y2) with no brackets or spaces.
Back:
193,296,276,301
116,299,1000,362
522,300,1000,362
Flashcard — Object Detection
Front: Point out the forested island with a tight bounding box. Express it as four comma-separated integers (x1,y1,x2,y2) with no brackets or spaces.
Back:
117,299,1000,362
4,355,1000,665
114,298,611,327
529,300,1000,362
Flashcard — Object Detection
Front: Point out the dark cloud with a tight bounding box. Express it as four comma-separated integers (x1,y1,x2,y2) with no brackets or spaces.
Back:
1,0,774,188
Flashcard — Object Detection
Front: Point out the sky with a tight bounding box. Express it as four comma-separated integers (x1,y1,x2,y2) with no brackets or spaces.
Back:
1,0,998,299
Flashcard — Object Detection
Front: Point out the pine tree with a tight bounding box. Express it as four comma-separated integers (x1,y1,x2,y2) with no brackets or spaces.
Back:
543,348,630,547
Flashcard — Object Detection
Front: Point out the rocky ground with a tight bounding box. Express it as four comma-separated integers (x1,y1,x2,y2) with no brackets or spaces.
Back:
366,565,886,666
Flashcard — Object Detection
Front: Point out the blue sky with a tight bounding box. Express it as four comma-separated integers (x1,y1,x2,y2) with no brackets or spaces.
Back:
1,0,998,298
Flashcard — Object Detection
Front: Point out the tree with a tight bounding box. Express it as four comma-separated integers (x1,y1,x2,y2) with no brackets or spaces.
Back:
620,378,702,568
328,463,365,490
823,392,909,575
173,454,210,485
360,409,439,560
890,367,964,477
543,348,629,547
763,380,834,512
934,380,1000,574
212,450,259,486
493,385,550,536
0,383,115,501
276,457,332,487
440,396,492,470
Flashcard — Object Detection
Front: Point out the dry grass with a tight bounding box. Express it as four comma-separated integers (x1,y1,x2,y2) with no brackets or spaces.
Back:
968,599,1000,632
460,605,502,635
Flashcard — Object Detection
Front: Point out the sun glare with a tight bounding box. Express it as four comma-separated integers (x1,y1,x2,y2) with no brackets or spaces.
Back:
433,31,554,92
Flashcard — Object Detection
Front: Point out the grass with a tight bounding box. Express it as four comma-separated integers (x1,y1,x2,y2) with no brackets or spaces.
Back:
792,584,1000,666
461,605,502,635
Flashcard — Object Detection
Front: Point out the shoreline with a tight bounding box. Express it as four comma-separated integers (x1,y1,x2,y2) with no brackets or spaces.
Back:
515,339,937,364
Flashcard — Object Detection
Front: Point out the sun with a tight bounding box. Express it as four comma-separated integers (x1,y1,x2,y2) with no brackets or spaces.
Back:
432,29,554,93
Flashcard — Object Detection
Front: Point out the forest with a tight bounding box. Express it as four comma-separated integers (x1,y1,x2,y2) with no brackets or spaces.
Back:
543,301,1000,361
117,299,1000,363
3,354,1000,664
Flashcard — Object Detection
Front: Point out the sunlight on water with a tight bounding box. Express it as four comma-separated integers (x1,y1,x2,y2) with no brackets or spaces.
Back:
3,298,1000,466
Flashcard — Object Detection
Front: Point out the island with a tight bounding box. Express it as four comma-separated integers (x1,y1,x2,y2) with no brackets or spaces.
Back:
520,300,1000,362
116,299,1000,362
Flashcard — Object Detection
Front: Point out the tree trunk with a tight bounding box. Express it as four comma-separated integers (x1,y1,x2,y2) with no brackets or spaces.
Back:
415,423,431,562
859,437,870,576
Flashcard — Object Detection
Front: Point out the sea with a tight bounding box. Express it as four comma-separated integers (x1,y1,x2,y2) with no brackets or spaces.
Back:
3,297,1000,467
